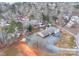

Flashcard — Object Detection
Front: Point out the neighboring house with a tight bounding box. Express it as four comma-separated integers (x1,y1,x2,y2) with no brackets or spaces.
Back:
17,16,29,21
63,15,70,21
63,10,72,21
71,16,79,24
66,16,79,28
0,19,9,27
66,20,74,28
18,15,43,28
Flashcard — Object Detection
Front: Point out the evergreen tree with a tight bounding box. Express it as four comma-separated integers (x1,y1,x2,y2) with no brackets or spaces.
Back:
27,24,33,32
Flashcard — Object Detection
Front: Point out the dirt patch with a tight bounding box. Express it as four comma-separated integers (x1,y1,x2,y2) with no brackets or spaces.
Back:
56,31,76,48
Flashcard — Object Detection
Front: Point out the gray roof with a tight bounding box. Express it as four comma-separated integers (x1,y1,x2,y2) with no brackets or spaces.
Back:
37,27,60,37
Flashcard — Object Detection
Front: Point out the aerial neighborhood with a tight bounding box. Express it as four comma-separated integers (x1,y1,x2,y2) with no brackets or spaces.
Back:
0,2,79,56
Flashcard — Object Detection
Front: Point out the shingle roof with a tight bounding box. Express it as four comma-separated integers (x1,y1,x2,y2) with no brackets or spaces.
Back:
37,27,60,37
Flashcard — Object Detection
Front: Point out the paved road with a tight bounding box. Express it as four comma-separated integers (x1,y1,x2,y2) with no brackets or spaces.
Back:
46,45,79,54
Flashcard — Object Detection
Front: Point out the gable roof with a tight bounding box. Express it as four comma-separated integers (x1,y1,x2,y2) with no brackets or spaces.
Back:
37,27,60,37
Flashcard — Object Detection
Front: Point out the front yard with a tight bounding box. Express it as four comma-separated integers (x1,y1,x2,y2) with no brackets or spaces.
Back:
56,31,76,48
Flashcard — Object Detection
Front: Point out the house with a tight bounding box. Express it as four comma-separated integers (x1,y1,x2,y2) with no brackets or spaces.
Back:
18,16,43,28
17,15,43,28
37,30,49,38
63,10,71,21
37,27,60,37
66,20,74,27
63,15,70,21
26,26,61,51
66,16,79,28
0,19,9,27
17,16,29,21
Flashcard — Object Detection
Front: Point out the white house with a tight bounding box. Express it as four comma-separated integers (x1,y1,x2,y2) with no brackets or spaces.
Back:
66,20,74,28
0,19,9,27
66,16,79,27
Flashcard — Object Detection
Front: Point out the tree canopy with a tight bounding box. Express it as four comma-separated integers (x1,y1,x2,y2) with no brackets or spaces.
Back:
74,5,79,9
27,24,33,32
42,13,49,22
52,16,58,21
5,21,23,33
